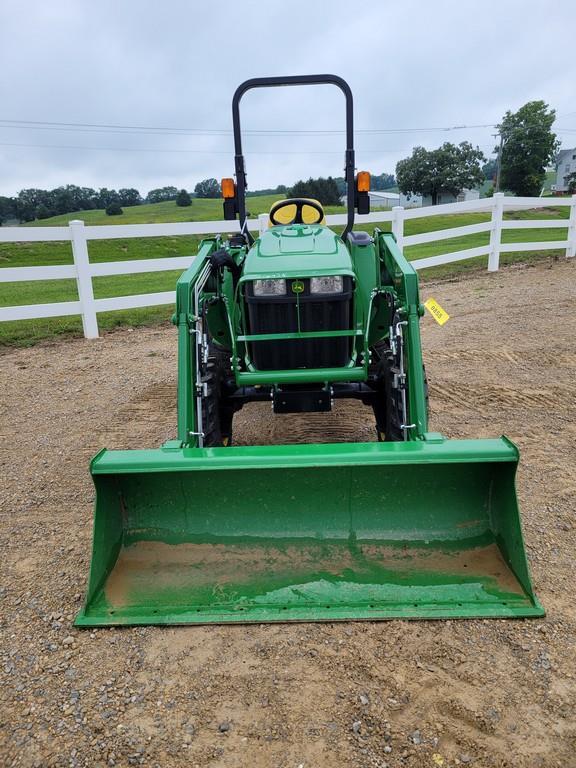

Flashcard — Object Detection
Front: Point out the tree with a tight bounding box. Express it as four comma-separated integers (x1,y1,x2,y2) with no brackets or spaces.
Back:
16,188,47,221
567,172,576,194
287,176,341,205
482,159,498,181
0,196,15,224
77,187,99,209
176,189,192,207
371,173,396,191
247,184,288,197
396,142,485,205
35,204,54,220
332,177,347,196
146,186,178,203
105,202,123,216
498,101,560,197
117,188,142,206
13,198,36,222
194,178,220,198
52,186,78,215
97,188,121,208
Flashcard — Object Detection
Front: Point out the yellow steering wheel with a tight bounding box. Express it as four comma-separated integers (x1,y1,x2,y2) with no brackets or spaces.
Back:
269,198,325,226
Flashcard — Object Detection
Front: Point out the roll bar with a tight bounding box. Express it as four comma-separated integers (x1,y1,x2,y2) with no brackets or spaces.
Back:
230,75,357,242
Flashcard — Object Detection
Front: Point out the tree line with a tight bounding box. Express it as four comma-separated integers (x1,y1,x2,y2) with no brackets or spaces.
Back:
0,172,398,223
0,179,239,223
0,185,187,223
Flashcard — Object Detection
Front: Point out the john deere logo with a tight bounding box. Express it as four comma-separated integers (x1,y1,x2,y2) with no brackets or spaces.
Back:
291,280,305,294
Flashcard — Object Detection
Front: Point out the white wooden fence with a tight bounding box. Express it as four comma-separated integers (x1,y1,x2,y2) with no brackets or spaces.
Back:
0,192,574,339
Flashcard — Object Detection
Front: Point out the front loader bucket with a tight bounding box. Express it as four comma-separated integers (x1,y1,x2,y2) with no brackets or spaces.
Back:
75,438,543,626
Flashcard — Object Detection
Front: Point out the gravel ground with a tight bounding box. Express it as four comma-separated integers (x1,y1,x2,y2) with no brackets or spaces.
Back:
1,257,575,768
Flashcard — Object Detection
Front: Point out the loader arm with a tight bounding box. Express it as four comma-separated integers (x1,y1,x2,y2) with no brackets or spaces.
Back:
174,238,221,447
374,230,429,438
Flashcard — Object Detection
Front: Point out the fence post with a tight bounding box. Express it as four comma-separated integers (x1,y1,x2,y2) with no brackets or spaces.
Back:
69,220,99,339
258,212,268,236
391,206,405,251
488,192,504,271
567,194,576,259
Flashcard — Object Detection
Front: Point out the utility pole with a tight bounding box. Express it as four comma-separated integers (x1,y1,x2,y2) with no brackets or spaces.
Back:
494,130,504,193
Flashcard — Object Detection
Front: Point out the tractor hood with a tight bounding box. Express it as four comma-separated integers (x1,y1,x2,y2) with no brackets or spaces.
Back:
241,224,354,280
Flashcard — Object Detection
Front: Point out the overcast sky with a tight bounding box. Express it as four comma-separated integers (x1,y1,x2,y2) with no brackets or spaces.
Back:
1,0,575,197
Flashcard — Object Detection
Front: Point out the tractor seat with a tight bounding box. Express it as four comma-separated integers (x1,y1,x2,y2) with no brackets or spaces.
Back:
269,198,326,226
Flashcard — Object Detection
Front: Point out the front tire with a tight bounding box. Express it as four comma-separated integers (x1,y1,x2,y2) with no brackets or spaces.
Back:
369,340,428,442
200,344,234,447
370,341,404,442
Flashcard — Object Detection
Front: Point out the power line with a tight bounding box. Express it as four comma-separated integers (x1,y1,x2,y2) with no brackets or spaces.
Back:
0,118,498,137
0,140,403,155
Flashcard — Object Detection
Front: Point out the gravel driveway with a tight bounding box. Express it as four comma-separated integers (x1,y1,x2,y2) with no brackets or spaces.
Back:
1,257,575,767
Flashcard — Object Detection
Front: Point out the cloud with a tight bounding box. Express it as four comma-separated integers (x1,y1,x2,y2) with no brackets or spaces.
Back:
1,0,575,196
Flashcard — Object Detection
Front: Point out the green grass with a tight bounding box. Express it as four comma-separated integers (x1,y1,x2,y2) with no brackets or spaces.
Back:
25,195,283,226
0,197,570,347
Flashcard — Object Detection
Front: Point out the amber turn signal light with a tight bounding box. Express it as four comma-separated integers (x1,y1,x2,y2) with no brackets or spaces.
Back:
356,171,370,193
221,178,236,199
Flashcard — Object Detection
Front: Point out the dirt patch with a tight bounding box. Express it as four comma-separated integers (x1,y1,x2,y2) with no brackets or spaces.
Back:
1,259,575,767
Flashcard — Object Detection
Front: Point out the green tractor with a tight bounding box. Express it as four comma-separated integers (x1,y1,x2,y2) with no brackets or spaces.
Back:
76,75,543,626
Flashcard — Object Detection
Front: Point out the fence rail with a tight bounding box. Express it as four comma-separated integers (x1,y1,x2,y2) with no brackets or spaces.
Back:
1,192,574,338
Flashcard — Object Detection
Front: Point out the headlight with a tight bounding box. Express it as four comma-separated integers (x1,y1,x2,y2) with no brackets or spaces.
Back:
253,278,286,296
310,276,343,294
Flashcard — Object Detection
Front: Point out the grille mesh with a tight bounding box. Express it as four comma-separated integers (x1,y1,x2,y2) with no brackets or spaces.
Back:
246,295,352,370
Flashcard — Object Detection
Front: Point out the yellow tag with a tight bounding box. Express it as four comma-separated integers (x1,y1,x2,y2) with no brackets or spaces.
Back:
424,297,450,326
432,755,445,767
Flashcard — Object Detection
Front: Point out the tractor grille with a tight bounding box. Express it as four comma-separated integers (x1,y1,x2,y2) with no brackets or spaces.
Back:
245,278,353,370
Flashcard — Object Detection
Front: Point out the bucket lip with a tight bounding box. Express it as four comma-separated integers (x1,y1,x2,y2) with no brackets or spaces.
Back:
74,598,545,627
90,436,519,475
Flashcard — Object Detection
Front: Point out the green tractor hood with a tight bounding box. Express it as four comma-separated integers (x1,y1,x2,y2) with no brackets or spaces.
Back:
241,225,354,280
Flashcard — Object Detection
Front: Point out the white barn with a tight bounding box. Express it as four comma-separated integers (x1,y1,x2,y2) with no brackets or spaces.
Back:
421,188,480,207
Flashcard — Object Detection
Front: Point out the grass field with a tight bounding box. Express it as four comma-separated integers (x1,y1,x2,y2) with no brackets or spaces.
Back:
0,197,570,347
23,195,285,226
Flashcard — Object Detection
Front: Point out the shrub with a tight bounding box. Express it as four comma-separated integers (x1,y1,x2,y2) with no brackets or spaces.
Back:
176,189,192,207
